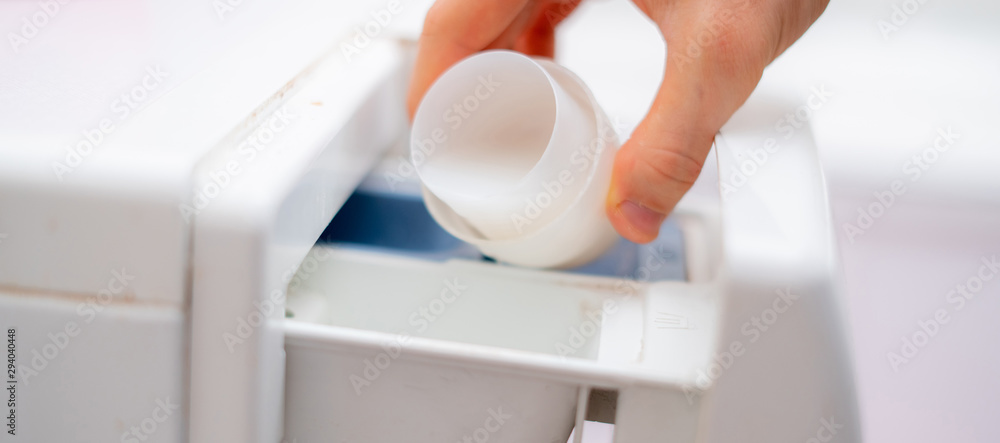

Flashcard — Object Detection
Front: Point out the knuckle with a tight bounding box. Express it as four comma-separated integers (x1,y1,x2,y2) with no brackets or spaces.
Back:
641,146,703,189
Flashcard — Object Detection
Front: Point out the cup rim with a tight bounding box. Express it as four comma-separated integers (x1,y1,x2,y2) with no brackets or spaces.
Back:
411,50,580,203
421,57,618,244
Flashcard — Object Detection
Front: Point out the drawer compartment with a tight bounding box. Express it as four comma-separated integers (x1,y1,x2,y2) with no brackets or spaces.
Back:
282,247,621,442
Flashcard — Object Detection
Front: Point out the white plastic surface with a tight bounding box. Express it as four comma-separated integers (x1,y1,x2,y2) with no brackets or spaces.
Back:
187,39,407,443
700,97,860,443
1,1,410,442
413,51,620,268
283,91,858,441
0,290,185,442
283,246,718,443
0,0,394,307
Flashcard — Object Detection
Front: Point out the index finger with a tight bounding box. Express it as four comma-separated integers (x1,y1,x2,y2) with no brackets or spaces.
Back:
407,0,532,118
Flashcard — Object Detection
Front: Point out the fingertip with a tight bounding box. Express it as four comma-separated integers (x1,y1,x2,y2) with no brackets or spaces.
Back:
610,200,664,244
606,180,663,244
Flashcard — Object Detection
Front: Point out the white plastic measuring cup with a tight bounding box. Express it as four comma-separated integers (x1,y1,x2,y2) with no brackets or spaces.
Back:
412,50,620,268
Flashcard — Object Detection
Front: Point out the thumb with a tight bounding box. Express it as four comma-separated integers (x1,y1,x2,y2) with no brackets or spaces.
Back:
606,9,775,243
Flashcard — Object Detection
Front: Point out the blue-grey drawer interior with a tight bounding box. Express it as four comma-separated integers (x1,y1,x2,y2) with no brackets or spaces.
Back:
317,190,686,281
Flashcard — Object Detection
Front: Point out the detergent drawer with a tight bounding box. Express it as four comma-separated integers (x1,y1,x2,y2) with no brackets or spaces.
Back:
280,241,727,443
278,85,862,443
278,208,729,443
281,246,612,443
277,169,726,443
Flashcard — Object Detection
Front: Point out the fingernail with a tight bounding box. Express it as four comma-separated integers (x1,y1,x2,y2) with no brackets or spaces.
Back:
618,200,665,239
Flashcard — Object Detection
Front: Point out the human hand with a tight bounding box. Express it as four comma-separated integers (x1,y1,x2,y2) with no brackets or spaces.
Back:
406,0,829,243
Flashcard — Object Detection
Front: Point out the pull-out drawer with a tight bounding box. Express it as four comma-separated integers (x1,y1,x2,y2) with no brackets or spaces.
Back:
281,187,717,442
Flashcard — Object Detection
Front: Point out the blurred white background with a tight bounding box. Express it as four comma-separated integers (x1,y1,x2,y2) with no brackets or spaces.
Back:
2,0,997,441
